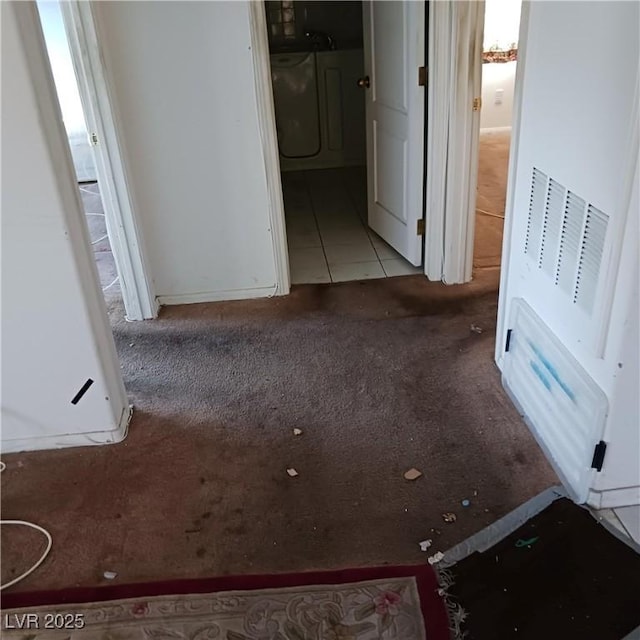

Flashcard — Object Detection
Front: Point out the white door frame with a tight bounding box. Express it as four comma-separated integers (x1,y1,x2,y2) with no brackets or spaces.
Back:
248,1,430,288
426,0,531,365
495,1,530,369
58,1,158,320
247,1,290,296
425,0,485,284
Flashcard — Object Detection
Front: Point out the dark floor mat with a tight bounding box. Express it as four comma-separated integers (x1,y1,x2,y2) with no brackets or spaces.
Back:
450,498,640,639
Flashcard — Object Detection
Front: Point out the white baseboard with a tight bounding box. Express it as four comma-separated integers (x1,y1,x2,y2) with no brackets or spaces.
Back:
157,285,279,306
480,126,512,134
1,406,132,454
587,485,640,509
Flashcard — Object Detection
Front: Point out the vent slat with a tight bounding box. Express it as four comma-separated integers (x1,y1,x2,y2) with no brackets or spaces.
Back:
540,178,565,275
525,168,547,260
524,172,608,316
574,205,608,313
556,191,585,294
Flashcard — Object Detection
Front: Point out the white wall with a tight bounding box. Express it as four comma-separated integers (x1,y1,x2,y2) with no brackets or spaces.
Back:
480,61,516,130
36,0,96,182
1,3,128,453
480,0,521,130
498,1,639,506
91,1,280,305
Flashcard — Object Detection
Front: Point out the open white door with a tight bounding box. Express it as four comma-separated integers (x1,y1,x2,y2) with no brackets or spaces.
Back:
362,0,425,267
497,2,639,503
425,1,484,283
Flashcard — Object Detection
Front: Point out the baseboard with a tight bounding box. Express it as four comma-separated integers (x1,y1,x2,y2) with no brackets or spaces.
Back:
157,285,279,306
0,405,132,454
480,126,512,134
587,485,640,509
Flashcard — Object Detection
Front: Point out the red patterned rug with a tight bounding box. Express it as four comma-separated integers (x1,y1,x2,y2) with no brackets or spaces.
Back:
1,565,450,639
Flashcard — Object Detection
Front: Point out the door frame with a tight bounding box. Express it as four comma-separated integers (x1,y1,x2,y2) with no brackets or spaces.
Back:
494,0,530,369
424,0,485,284
57,1,158,320
249,1,432,288
424,0,529,365
247,0,290,296
251,0,491,291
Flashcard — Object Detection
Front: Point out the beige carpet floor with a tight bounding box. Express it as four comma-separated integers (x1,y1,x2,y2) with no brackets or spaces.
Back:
1,272,558,593
474,129,511,270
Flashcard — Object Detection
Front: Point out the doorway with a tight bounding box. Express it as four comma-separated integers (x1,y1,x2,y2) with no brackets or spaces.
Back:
264,0,425,284
472,0,522,274
35,0,156,321
36,1,122,312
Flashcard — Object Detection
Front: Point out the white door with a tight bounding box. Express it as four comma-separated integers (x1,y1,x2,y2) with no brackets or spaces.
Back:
362,0,425,266
497,2,639,503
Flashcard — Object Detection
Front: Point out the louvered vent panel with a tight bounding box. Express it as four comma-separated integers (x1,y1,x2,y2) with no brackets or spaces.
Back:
574,205,608,313
540,178,565,275
525,168,547,260
556,192,585,294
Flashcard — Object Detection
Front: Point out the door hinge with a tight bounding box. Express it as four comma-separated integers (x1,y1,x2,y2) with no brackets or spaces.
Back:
418,66,427,87
472,97,482,111
90,132,99,145
505,329,513,352
591,441,607,472
417,219,425,235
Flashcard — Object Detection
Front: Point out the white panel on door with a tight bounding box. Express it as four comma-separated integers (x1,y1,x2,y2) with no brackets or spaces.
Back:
374,124,406,219
503,299,608,502
371,2,407,113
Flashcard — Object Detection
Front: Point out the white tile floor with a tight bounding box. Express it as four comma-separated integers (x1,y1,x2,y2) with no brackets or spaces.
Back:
597,505,640,544
282,167,422,284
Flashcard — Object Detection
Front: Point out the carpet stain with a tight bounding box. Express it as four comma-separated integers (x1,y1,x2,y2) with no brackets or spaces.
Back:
0,276,558,591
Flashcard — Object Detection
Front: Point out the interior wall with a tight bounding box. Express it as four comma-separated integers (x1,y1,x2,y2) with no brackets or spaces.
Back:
265,1,363,52
480,0,521,130
1,2,128,453
480,61,516,130
92,1,279,304
498,1,639,504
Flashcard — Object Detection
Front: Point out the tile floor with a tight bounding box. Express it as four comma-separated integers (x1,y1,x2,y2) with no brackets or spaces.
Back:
282,167,422,284
78,182,121,300
598,505,640,545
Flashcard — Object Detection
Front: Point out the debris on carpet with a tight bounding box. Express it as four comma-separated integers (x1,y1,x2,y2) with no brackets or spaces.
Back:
404,468,423,481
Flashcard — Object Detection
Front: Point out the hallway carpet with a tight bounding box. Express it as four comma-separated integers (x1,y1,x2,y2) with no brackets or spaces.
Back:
1,273,557,592
474,129,511,270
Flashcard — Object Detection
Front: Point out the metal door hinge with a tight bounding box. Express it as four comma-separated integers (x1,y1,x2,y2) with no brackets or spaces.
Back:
472,97,482,112
90,132,99,145
418,66,427,87
591,441,607,472
417,219,425,235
